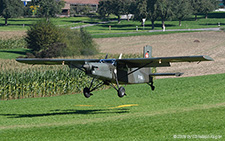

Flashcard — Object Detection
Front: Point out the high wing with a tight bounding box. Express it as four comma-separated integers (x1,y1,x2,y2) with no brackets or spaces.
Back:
116,55,213,68
16,55,213,68
16,58,100,69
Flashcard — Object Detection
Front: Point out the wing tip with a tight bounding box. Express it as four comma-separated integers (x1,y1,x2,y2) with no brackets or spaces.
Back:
203,55,214,61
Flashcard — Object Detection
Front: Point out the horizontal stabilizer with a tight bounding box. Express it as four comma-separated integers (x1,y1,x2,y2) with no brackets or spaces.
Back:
150,72,184,77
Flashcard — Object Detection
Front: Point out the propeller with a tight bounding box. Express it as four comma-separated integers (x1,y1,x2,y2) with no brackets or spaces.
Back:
105,54,108,59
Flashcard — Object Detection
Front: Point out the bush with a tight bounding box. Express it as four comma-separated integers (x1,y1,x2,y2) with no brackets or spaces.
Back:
79,28,98,55
35,43,67,58
25,20,98,58
25,20,63,57
61,28,98,56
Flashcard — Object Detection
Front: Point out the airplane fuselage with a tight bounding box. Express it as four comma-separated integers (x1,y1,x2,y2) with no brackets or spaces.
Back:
86,61,152,84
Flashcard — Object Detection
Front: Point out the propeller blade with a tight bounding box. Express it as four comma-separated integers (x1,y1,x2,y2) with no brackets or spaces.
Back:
105,54,108,59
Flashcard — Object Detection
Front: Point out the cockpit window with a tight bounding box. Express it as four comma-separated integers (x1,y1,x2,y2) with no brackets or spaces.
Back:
100,59,116,65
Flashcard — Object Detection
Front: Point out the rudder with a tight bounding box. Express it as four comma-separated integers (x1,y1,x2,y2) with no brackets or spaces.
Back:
143,45,152,58
141,45,152,76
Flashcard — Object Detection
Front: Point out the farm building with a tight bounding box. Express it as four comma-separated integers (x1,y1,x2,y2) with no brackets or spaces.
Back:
62,0,100,16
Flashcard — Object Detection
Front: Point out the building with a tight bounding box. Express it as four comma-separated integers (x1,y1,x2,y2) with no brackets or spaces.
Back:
62,0,100,16
61,3,71,16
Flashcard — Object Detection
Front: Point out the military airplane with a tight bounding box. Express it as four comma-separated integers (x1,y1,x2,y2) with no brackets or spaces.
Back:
16,46,213,98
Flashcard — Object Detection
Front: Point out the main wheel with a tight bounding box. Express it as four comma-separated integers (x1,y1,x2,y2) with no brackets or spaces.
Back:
151,85,155,91
118,87,126,98
83,87,92,98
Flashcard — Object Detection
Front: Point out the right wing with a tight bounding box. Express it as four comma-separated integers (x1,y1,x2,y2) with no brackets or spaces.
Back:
117,55,213,68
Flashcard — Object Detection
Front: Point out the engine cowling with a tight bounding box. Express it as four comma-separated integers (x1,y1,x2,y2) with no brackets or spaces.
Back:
83,64,98,74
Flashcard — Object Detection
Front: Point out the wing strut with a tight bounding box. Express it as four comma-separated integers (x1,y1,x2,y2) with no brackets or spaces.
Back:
121,61,153,79
69,63,85,72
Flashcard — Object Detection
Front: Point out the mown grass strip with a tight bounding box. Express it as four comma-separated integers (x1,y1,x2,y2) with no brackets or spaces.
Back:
0,73,224,140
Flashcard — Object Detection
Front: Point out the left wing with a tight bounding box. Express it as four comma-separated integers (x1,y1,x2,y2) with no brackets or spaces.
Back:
116,55,213,68
16,58,100,69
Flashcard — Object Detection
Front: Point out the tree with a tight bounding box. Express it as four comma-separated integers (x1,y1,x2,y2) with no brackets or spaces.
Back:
98,0,135,22
123,0,136,21
134,0,148,21
0,0,24,25
156,0,173,29
98,0,113,18
110,0,126,23
26,20,98,58
172,0,192,26
190,0,202,21
37,0,65,21
147,0,158,29
200,0,218,19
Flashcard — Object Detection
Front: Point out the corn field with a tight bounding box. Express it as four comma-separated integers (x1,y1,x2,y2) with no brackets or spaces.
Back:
0,37,27,49
0,59,102,100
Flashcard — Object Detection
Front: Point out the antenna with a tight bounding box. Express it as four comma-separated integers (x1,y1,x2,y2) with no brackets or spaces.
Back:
105,54,108,59
119,53,123,59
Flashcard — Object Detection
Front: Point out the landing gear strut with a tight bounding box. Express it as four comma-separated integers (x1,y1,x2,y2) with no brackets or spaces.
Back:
147,77,155,91
148,82,155,91
83,78,105,98
83,71,127,98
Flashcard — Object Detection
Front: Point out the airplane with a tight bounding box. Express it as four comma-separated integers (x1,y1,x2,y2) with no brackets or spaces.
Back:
16,45,214,98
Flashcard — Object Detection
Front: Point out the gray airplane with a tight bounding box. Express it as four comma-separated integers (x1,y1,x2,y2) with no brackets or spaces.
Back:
16,46,213,98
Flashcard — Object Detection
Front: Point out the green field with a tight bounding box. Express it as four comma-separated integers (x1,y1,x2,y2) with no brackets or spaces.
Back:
1,12,225,34
1,73,224,140
0,17,102,31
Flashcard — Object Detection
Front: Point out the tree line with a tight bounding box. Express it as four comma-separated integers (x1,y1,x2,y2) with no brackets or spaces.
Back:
0,0,98,58
0,0,65,25
98,0,219,29
0,0,220,27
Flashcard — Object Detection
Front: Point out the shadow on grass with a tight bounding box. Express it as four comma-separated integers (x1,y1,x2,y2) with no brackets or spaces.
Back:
199,23,225,26
1,108,130,118
0,24,32,26
99,23,175,30
0,50,31,56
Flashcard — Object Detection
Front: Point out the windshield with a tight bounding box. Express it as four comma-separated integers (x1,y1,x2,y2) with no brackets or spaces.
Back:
99,59,116,65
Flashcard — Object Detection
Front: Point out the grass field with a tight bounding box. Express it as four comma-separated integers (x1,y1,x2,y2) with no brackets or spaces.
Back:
1,12,225,34
1,73,224,140
0,17,102,31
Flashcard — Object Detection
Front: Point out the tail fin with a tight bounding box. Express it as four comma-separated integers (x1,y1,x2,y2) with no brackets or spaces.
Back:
143,45,152,58
141,45,152,75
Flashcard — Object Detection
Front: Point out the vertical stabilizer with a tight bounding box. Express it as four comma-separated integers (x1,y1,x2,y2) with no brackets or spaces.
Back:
141,45,152,75
143,45,152,58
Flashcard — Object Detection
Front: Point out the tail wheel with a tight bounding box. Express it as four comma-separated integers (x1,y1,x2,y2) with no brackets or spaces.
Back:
118,87,126,98
83,87,92,98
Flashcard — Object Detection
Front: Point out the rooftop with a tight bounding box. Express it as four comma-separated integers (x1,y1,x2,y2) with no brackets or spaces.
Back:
63,0,99,5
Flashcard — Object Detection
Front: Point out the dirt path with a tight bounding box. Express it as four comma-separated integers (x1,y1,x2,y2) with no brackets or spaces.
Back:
0,31,26,39
94,31,225,77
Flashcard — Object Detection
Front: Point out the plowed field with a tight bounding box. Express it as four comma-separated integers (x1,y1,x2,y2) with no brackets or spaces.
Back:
94,31,225,77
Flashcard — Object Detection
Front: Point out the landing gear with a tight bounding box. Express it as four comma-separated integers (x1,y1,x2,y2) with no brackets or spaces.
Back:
147,82,155,91
148,77,155,91
118,87,126,98
83,78,105,98
83,87,93,98
82,75,127,98
150,83,155,91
